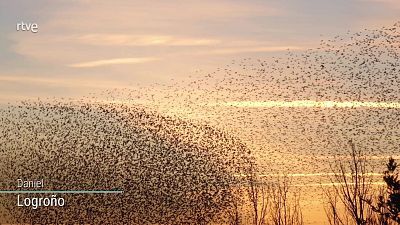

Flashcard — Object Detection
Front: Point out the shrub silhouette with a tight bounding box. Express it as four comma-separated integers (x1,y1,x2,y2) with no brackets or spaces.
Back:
369,158,400,224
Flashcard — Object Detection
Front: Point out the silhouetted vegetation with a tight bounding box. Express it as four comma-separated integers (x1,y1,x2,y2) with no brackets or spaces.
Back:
367,157,400,224
223,163,303,225
325,141,400,225
325,141,375,225
246,162,269,225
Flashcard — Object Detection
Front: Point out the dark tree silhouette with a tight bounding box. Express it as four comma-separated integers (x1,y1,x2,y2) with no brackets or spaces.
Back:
325,141,376,225
369,158,400,224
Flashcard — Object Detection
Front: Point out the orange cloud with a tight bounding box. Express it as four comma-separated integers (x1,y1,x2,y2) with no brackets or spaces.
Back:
0,75,129,89
77,34,220,46
68,57,159,68
191,46,304,55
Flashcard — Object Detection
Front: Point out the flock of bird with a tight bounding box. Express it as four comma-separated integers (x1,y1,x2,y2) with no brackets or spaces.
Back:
95,23,400,221
0,22,399,224
0,101,252,224
98,22,400,177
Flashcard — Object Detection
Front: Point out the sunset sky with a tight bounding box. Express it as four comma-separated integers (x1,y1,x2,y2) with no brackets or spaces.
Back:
1,2,400,225
0,0,399,101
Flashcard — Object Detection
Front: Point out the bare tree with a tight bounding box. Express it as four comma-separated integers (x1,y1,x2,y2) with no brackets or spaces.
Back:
325,140,376,225
247,162,270,225
368,187,396,225
269,175,303,225
325,191,350,225
225,188,244,225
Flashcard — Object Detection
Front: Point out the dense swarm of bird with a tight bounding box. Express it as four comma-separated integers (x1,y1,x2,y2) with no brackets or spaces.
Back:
0,100,252,224
96,23,400,182
0,22,400,224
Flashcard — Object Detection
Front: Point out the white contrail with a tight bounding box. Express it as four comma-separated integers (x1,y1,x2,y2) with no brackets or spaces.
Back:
221,100,400,108
234,172,383,178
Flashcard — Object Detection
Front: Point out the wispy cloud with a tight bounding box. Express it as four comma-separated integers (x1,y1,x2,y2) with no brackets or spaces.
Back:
69,57,159,68
192,46,304,55
9,0,283,67
0,75,129,89
77,34,220,46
